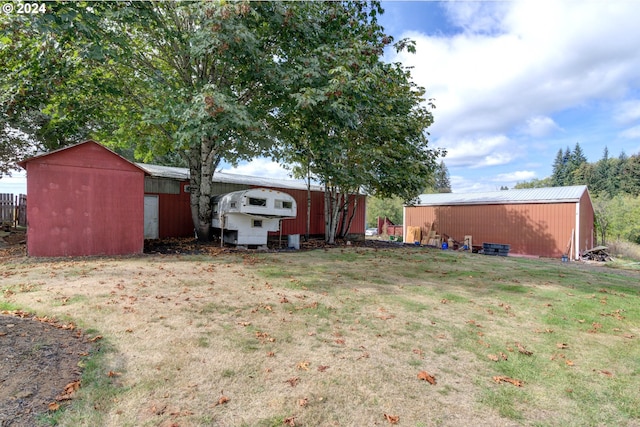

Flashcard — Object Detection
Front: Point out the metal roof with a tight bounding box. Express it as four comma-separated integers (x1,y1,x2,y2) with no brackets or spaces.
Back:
413,185,589,206
137,163,324,192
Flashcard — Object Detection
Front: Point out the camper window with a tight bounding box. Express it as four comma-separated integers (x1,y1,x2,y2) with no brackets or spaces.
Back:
213,203,219,214
275,200,293,209
248,197,267,207
252,220,263,228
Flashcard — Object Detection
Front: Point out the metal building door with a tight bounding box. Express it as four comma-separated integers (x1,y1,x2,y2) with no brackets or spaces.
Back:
144,195,159,239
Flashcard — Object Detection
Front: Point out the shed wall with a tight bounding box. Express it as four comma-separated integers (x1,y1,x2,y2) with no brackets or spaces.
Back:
24,147,145,257
578,191,595,255
404,202,577,258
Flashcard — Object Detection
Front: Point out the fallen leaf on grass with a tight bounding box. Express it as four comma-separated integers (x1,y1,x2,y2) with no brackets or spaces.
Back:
516,342,533,355
283,415,296,426
296,361,310,371
417,370,437,385
383,413,400,424
217,396,229,405
317,365,329,372
107,371,121,377
286,377,300,387
598,370,613,377
556,343,569,349
89,335,103,342
48,402,60,411
298,397,308,407
488,352,508,362
56,380,81,400
493,376,524,387
565,359,574,366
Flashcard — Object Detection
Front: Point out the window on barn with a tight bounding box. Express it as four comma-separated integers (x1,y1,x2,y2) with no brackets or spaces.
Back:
275,200,293,209
248,197,267,207
252,220,263,228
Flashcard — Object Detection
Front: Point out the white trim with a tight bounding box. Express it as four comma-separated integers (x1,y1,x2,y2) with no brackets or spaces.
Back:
575,202,580,260
402,206,407,243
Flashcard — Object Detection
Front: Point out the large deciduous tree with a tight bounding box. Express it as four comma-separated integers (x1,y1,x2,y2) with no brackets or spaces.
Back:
270,1,442,243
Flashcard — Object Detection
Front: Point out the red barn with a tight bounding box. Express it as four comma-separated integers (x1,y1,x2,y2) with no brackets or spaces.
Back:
139,164,366,241
18,141,148,257
404,186,594,259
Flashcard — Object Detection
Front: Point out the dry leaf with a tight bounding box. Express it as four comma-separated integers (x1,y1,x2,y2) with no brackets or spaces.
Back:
283,415,296,426
556,343,569,349
488,354,499,362
493,376,524,387
266,351,275,357
383,413,400,424
298,397,308,407
89,335,103,342
286,377,300,387
516,342,533,355
317,365,329,372
417,370,437,385
107,371,121,377
217,396,229,405
296,361,310,371
565,359,574,366
48,402,60,411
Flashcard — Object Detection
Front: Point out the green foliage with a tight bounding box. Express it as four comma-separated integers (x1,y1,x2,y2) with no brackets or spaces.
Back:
366,195,403,227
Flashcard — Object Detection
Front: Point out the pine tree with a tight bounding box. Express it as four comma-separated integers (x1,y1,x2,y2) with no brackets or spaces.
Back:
433,160,452,193
551,148,569,186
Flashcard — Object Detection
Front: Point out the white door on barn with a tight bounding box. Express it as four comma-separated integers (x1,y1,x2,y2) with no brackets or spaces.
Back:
144,195,159,239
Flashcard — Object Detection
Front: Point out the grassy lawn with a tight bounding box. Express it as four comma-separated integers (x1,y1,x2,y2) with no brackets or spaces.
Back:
1,247,639,427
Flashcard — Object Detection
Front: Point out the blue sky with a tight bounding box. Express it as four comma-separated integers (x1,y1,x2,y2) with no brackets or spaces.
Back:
3,0,640,195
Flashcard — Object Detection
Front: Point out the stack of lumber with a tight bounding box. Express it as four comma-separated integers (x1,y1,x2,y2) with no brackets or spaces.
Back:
581,246,612,262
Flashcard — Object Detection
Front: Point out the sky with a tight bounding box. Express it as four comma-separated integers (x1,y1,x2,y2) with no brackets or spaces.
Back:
2,0,640,195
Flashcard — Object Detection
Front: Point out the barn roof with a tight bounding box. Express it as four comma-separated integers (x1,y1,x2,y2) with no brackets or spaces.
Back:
138,163,325,192
413,185,589,206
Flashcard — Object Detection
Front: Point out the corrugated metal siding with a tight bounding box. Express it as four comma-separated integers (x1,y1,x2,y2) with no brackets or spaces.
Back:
405,202,578,258
417,185,588,206
23,142,145,257
579,191,595,255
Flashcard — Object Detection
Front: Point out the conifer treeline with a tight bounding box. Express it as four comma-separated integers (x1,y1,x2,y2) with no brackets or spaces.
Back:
516,143,640,197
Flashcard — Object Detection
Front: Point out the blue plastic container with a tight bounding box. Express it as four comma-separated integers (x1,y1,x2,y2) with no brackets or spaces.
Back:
441,242,448,250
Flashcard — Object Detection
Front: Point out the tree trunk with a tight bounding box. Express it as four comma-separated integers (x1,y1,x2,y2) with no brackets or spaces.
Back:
189,137,219,242
324,186,343,244
341,194,358,239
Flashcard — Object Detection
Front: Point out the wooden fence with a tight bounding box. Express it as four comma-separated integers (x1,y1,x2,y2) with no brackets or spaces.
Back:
0,193,27,227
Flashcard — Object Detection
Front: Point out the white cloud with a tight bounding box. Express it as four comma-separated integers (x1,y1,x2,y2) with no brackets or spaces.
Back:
437,134,517,168
614,100,640,125
619,125,640,140
389,1,640,171
522,116,562,138
220,157,293,180
492,170,537,183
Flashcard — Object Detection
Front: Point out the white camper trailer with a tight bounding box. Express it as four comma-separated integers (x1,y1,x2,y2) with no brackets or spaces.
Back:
212,188,297,248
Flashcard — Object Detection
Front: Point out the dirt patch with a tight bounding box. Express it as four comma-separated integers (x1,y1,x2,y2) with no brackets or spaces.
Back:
0,312,93,427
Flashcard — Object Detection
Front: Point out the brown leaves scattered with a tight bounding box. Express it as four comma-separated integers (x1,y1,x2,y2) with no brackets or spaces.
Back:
255,331,275,343
296,361,310,371
383,413,400,424
283,415,296,426
317,365,329,372
516,342,533,356
56,380,80,401
493,376,524,387
417,370,437,385
48,402,60,411
286,377,300,387
487,352,508,362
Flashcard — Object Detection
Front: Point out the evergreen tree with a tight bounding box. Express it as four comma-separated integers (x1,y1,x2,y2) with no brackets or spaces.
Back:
433,160,452,193
551,148,569,186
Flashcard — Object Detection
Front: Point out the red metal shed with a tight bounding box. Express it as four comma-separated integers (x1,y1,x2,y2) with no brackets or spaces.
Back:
404,186,594,259
138,164,366,240
18,141,148,257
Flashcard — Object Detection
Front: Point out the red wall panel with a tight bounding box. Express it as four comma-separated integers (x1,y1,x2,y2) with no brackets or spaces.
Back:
405,202,583,258
23,142,145,257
